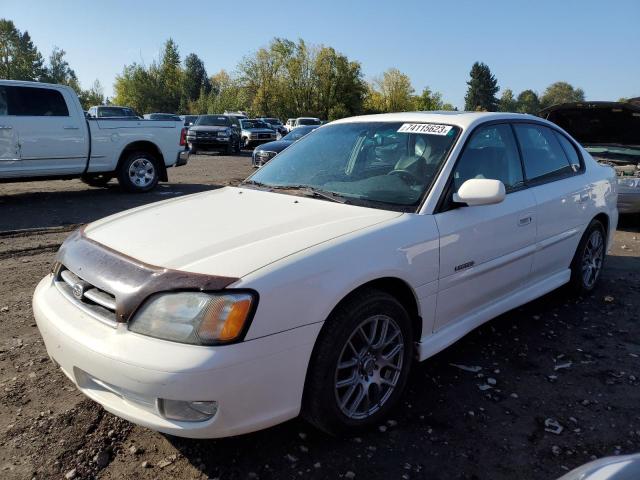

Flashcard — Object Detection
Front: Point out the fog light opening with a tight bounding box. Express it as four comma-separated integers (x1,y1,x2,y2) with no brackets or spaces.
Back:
159,399,218,422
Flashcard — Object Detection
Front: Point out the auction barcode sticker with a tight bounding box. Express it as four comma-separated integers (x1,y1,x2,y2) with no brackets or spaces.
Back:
397,123,453,135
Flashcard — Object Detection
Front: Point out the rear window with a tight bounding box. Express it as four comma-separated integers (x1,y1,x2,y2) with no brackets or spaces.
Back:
98,107,136,118
297,118,320,126
4,86,69,116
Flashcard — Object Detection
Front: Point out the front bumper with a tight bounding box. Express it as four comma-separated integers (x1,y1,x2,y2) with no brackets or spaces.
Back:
33,275,320,438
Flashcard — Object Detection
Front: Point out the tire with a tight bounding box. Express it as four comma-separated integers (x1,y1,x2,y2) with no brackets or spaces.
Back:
81,173,112,188
234,137,241,154
568,219,606,294
190,144,198,155
224,141,233,155
117,151,160,193
242,137,249,150
302,289,413,435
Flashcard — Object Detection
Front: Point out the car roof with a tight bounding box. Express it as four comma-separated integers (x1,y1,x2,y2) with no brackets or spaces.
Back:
330,111,549,130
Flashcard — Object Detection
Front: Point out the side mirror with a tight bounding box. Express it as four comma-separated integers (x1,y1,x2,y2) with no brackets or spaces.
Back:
452,178,506,206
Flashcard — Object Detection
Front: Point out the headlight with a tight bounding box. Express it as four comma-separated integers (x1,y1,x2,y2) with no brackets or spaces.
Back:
128,291,255,345
617,177,640,188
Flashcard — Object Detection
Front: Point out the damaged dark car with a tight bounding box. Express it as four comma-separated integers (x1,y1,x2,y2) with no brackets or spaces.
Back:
541,100,640,215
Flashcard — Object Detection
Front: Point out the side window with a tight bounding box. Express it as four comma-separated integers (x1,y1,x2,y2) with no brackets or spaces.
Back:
6,86,69,116
513,124,572,182
0,87,7,116
553,131,581,172
453,124,524,193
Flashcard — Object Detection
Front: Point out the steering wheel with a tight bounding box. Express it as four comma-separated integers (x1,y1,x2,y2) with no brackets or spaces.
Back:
387,169,420,186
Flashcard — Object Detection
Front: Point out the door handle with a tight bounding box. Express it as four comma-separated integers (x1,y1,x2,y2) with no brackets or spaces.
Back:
0,125,12,130
518,216,532,226
63,126,79,130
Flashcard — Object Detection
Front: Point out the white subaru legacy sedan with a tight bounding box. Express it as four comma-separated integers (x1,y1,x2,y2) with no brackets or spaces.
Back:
33,112,618,438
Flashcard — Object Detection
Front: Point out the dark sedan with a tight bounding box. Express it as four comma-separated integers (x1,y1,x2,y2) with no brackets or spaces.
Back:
251,125,320,167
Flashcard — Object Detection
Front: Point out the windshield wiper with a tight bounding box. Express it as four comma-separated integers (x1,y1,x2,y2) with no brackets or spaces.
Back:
267,184,348,204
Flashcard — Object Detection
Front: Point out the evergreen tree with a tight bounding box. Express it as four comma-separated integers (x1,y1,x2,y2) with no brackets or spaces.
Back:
464,62,499,111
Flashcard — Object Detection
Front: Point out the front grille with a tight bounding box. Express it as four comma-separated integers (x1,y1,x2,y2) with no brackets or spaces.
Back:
255,151,277,165
258,133,273,139
54,266,118,327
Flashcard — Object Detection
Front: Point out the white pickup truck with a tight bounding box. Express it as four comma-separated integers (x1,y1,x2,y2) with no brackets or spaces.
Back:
0,80,189,192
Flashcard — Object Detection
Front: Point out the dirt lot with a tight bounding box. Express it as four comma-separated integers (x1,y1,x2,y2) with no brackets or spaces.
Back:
1,153,639,480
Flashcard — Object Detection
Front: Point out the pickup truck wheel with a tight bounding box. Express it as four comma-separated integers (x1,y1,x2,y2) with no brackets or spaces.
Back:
242,137,250,150
117,151,159,193
234,137,241,154
189,144,198,155
224,141,233,155
569,219,606,294
81,173,112,188
302,289,413,435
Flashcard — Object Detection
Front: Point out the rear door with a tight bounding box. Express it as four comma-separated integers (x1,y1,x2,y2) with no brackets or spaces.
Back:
0,85,21,177
434,123,537,331
512,122,590,283
7,85,88,176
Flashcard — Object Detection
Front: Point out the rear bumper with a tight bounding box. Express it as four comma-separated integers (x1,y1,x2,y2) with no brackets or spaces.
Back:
176,149,189,167
33,275,320,438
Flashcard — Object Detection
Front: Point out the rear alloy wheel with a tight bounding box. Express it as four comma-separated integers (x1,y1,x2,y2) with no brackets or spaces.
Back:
303,289,413,435
569,219,606,294
117,151,159,193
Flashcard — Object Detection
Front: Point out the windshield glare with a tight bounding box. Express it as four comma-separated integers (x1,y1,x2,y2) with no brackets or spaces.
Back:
196,115,229,126
248,121,459,209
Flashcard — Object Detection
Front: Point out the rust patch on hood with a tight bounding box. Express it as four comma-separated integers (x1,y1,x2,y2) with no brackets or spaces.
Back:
55,227,239,322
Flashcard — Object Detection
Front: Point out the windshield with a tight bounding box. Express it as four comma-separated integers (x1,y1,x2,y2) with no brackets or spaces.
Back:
283,125,317,141
298,118,320,126
247,121,460,210
263,118,281,125
241,120,270,129
196,115,230,126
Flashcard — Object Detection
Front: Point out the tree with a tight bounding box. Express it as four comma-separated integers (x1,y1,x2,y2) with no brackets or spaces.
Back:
113,63,161,113
373,68,415,112
540,81,585,109
78,79,105,110
498,88,518,112
415,86,454,111
0,19,45,80
157,39,182,112
42,47,81,92
464,62,499,111
516,89,540,114
183,53,210,104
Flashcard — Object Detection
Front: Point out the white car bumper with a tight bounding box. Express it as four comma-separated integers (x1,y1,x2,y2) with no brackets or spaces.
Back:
33,275,321,438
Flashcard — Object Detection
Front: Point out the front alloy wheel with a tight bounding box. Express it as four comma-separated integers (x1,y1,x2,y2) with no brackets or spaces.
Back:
334,315,404,420
303,289,413,435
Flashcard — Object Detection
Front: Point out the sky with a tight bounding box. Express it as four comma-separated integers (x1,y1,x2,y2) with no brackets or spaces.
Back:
3,0,639,110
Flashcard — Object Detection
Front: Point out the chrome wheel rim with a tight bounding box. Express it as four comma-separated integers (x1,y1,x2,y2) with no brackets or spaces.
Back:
334,315,404,420
582,230,604,288
128,157,155,188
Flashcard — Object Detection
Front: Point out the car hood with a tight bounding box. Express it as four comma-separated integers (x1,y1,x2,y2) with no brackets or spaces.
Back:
84,187,402,278
255,140,293,152
540,101,640,147
188,125,228,133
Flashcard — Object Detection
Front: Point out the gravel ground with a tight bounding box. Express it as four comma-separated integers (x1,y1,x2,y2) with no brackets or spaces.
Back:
0,153,639,480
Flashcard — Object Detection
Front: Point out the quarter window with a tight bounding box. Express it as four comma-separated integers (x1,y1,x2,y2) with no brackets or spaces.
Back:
5,86,69,116
453,124,524,193
513,124,573,182
553,131,581,172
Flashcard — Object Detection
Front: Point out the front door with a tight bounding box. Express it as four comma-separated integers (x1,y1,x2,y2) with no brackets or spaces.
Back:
434,123,537,331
